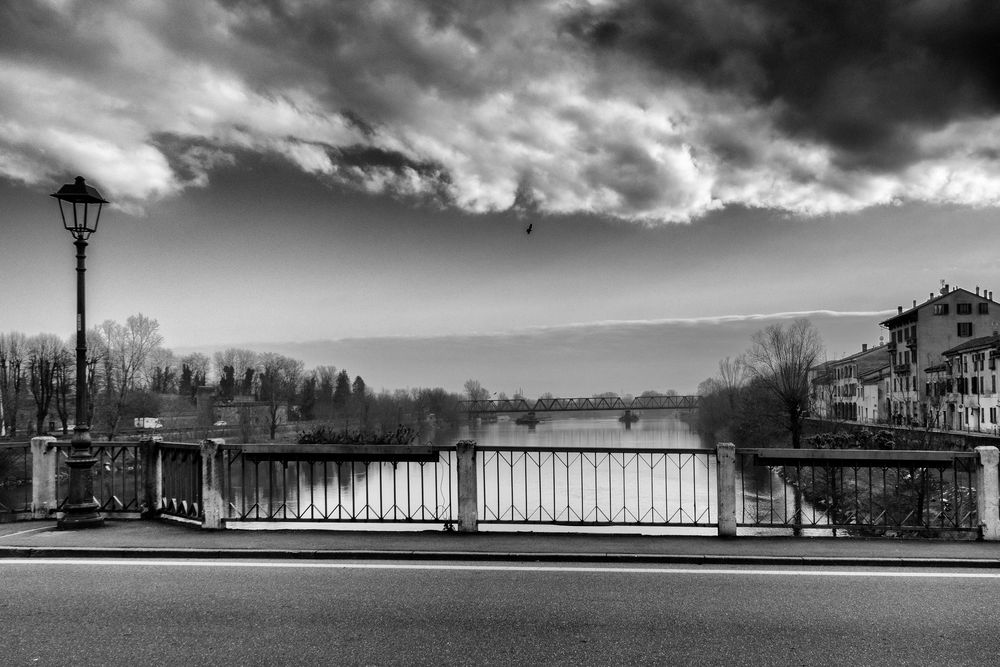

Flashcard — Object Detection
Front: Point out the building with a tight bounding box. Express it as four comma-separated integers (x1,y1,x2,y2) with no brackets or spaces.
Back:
934,335,1000,433
858,363,890,424
809,362,834,419
823,344,889,422
880,284,1000,426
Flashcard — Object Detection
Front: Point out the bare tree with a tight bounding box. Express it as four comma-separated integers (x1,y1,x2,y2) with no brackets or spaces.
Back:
92,314,164,437
183,353,211,384
145,346,178,394
26,334,65,434
744,319,824,449
0,332,28,436
463,379,490,402
717,355,750,408
54,342,74,434
213,348,259,398
258,353,303,440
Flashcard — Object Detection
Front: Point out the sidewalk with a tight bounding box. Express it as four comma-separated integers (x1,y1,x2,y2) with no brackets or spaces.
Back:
2,520,1000,567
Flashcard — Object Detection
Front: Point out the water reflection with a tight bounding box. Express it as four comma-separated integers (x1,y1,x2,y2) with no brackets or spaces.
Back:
440,415,705,450
223,416,820,535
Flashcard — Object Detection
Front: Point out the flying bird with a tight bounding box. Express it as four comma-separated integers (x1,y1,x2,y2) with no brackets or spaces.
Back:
526,224,533,234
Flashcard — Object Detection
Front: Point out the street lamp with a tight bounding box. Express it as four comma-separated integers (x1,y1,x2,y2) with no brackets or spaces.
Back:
51,176,108,529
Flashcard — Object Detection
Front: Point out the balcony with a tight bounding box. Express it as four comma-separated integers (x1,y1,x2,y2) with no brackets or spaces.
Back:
893,364,911,375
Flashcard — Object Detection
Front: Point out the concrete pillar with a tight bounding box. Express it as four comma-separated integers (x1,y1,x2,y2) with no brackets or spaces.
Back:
200,439,225,529
30,436,58,519
142,440,162,519
975,446,1000,541
455,440,478,532
716,442,737,537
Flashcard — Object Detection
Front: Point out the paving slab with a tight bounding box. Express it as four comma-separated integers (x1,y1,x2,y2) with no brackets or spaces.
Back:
2,520,999,566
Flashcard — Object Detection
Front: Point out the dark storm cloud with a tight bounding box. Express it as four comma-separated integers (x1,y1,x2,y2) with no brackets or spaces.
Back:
2,1,1000,219
564,0,1000,170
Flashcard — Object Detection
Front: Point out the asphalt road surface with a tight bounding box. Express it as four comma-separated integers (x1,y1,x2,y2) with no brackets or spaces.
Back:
1,559,998,665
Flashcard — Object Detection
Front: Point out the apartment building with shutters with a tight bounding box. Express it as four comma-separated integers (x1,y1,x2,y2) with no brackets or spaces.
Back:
880,284,1000,426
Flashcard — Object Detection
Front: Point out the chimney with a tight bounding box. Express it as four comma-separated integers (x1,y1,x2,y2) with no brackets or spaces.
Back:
862,343,868,352
897,305,903,314
913,299,917,308
976,286,980,295
945,283,950,294
930,292,934,300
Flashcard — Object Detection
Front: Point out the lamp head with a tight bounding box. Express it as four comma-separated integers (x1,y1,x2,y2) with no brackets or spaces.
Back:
51,176,109,240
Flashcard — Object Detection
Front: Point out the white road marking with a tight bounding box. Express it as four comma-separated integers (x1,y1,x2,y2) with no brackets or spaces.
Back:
0,559,999,578
0,526,51,540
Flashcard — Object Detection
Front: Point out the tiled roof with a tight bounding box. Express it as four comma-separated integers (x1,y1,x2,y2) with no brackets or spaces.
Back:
941,334,1000,357
881,287,999,327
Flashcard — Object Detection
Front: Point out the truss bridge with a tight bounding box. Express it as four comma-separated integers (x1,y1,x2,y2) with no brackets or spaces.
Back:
458,394,700,414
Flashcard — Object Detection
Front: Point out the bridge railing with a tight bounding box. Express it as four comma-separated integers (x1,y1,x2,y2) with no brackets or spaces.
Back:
0,441,32,519
54,441,145,517
158,442,203,522
734,448,997,537
478,446,716,527
14,437,1000,540
216,443,457,525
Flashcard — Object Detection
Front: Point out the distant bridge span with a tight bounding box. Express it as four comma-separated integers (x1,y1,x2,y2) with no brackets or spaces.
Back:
458,395,700,413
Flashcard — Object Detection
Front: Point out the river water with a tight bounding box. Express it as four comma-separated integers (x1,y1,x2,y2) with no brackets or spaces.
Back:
227,415,817,535
437,414,704,450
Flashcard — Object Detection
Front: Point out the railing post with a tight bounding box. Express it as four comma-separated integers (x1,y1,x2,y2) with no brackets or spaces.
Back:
456,440,478,532
716,442,737,537
31,436,58,519
975,446,1000,541
141,440,162,519
200,439,224,529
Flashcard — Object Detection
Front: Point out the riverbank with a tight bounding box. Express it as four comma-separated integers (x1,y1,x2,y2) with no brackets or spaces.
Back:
805,418,1000,451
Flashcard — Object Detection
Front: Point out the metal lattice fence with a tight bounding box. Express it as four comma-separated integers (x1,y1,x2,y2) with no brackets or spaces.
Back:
220,448,457,523
479,447,717,526
737,449,979,535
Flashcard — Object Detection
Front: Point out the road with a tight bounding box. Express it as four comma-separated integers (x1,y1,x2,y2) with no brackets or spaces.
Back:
1,559,998,665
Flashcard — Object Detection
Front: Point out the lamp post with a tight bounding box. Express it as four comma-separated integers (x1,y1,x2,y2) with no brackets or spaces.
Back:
51,176,107,529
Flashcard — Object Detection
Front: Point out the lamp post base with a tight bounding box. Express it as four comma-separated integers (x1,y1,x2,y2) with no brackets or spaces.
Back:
57,505,105,529
57,448,104,529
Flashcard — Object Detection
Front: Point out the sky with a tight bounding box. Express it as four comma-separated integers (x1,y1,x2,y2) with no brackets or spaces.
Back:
3,1,1000,395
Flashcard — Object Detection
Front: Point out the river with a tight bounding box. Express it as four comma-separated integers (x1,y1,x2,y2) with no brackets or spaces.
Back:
227,415,820,535
436,414,704,450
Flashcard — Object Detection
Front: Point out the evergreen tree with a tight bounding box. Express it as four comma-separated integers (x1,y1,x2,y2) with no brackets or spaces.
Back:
333,369,352,411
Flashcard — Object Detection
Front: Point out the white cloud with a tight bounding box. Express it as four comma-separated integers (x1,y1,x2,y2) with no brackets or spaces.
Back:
2,1,1000,221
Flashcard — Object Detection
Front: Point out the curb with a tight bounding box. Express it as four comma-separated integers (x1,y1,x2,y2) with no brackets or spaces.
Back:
1,546,999,568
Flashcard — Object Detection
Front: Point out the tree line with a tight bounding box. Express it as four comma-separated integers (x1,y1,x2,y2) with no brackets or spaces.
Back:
0,313,468,440
696,318,824,449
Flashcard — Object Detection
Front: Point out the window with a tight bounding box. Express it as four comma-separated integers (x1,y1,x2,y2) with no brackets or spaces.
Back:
933,304,949,315
957,303,972,315
958,322,973,337
979,302,990,315
972,377,979,394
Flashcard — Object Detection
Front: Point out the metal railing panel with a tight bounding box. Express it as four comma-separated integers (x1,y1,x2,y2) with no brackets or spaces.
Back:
159,443,202,520
478,446,717,527
736,450,978,535
221,448,457,523
0,442,32,517
55,442,144,516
